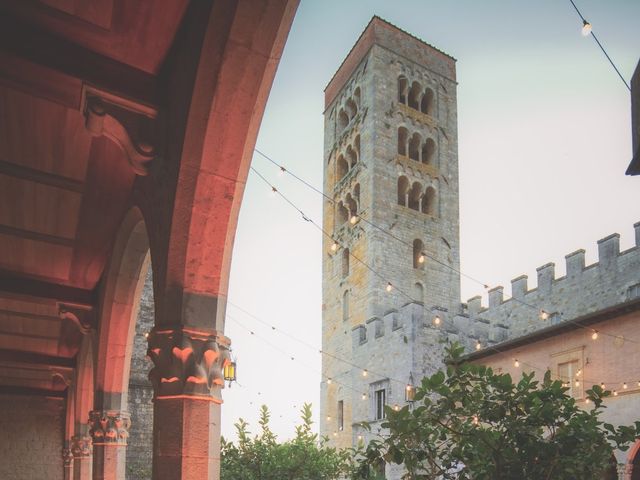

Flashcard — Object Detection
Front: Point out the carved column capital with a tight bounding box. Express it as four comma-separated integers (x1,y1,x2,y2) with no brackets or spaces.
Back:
88,411,131,446
71,434,93,458
62,447,74,467
147,327,231,402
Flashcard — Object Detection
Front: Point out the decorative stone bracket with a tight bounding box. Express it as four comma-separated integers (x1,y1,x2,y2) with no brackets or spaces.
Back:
147,327,231,402
88,411,131,446
58,303,95,334
81,85,158,176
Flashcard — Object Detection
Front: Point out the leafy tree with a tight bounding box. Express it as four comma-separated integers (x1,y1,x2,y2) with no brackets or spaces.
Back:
221,403,353,479
353,343,640,480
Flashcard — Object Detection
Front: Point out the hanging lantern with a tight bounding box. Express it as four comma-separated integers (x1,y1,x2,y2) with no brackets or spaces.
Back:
405,373,416,402
223,360,237,384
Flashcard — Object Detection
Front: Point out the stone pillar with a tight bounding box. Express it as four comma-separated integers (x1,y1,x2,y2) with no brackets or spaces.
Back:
89,410,131,480
71,434,93,480
147,327,231,479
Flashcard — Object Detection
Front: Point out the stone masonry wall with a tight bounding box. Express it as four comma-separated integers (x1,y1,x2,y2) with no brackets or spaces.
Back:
126,268,154,480
0,394,64,480
464,223,640,342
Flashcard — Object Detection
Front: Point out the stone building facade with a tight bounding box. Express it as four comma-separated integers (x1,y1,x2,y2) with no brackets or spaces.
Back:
320,17,640,479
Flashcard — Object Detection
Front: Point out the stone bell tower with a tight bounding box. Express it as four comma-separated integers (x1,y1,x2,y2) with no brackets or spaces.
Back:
319,16,461,457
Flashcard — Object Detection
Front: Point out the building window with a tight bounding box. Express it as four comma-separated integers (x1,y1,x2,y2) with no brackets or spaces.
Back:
342,290,349,322
398,127,408,156
397,176,409,206
422,186,435,215
337,400,344,431
413,283,424,304
374,388,386,420
398,76,408,104
558,360,580,398
627,283,640,300
413,239,424,269
421,88,434,115
342,248,350,277
422,137,436,165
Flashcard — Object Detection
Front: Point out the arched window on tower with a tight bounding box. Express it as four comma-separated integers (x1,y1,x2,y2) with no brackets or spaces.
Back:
398,76,408,104
345,98,358,120
413,239,424,269
338,108,349,131
397,176,409,206
408,81,422,110
408,182,422,211
346,194,357,221
413,283,424,304
347,145,357,169
337,155,348,181
342,290,350,322
354,135,361,160
337,201,349,225
397,127,408,156
422,138,436,165
409,132,422,162
342,248,350,277
422,187,436,215
354,87,361,108
353,183,360,207
421,88,434,116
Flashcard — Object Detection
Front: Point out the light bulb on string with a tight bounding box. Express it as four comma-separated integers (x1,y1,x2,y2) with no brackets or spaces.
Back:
472,415,479,425
591,330,599,340
326,415,331,421
330,241,339,252
613,390,618,397
514,359,520,368
600,382,605,389
393,404,400,411
418,253,425,264
362,369,368,377
585,398,590,404
386,282,393,293
357,435,364,441
576,369,582,376
279,166,286,176
327,378,332,385
350,214,358,224
270,186,278,197
433,315,441,326
581,20,592,36
475,341,482,351
361,393,367,401
540,310,549,321
574,379,580,388
623,382,628,390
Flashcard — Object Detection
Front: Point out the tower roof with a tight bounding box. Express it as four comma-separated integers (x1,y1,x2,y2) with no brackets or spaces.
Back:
324,16,457,109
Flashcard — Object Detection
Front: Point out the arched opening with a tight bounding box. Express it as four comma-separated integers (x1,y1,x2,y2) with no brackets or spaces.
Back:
354,87,361,108
342,248,350,278
354,135,361,160
398,127,409,156
345,98,358,120
338,109,349,131
397,176,409,206
346,194,357,219
342,290,350,322
347,145,357,169
94,207,151,476
337,155,349,181
409,132,422,161
604,455,618,480
353,183,360,207
337,202,349,225
422,186,436,215
630,440,640,479
413,283,424,304
413,239,424,269
408,81,422,110
421,88,434,115
408,182,422,211
422,138,436,165
398,76,408,104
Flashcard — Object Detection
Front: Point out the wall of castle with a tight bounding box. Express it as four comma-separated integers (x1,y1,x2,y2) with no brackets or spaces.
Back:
126,269,154,480
465,224,640,341
0,394,64,480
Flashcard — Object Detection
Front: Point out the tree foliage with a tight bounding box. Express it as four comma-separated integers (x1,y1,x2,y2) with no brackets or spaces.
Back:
221,403,352,480
354,343,640,480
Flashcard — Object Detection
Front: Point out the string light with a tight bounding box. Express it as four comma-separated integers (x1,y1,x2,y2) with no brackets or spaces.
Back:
350,214,358,224
330,241,339,252
540,310,549,321
475,341,482,351
585,398,591,404
433,315,441,326
613,390,618,397
144,332,149,339
357,435,364,441
361,393,367,401
362,369,368,377
591,330,599,340
418,253,425,264
327,378,332,385
581,19,592,36
386,282,393,293
574,379,580,387
327,415,332,421
472,415,479,425
514,359,520,368
576,369,582,376
393,404,400,411
623,382,628,390
600,382,605,389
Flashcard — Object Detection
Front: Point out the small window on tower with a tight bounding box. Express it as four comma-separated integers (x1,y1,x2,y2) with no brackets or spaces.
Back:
374,388,386,420
398,76,408,104
413,239,424,269
337,400,344,431
558,359,580,398
342,290,349,322
342,248,350,277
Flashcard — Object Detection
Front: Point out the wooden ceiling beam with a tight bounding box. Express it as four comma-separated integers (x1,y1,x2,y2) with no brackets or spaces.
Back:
0,270,95,306
0,349,75,369
0,160,84,193
0,384,66,398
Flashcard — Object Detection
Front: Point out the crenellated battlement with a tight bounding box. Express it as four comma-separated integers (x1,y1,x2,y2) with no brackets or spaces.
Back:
463,222,640,340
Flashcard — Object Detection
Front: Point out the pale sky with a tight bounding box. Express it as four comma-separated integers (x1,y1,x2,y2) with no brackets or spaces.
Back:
221,0,640,441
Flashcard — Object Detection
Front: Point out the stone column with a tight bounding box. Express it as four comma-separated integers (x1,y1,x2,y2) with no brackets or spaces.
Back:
147,327,231,479
89,410,131,480
71,434,93,480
